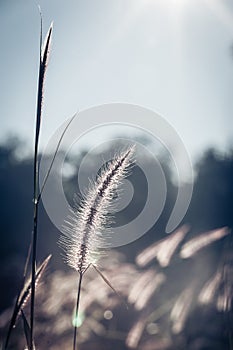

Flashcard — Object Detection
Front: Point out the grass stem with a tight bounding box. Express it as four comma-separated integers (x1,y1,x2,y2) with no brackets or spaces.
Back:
73,273,83,350
30,19,52,350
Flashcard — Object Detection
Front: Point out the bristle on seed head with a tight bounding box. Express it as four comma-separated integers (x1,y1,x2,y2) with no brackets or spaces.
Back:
59,146,135,273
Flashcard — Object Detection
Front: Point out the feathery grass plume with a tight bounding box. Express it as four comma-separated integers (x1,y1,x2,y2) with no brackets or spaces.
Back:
198,270,222,305
126,297,178,348
4,243,31,349
128,270,159,306
4,255,51,349
19,255,52,313
216,264,232,312
60,146,134,350
60,146,135,273
134,273,165,311
180,227,230,259
136,225,189,268
170,287,194,334
126,318,147,349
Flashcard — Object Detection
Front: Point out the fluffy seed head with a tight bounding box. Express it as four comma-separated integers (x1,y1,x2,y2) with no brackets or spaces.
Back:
59,146,135,273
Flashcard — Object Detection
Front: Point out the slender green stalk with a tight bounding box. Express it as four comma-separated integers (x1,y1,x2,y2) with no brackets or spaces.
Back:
73,273,83,350
30,199,38,350
30,20,53,350
30,58,42,350
29,15,43,350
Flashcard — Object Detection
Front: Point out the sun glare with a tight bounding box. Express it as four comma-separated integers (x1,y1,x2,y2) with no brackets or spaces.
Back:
142,0,189,14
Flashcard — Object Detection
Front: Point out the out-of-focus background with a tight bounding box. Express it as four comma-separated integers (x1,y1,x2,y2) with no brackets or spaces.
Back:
0,1,233,349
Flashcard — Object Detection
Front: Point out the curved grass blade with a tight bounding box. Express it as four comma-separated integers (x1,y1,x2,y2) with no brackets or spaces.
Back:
21,310,35,350
92,264,129,309
37,112,78,203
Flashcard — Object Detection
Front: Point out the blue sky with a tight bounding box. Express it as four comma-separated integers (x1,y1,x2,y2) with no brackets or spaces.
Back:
0,0,233,160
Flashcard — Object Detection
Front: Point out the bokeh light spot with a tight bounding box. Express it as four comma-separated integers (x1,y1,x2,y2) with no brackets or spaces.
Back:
104,310,113,320
72,311,85,328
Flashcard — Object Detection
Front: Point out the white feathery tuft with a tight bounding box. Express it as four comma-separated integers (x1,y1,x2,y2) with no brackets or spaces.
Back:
60,146,135,273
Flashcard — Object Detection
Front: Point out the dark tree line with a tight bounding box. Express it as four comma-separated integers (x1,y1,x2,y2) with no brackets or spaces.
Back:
0,141,232,314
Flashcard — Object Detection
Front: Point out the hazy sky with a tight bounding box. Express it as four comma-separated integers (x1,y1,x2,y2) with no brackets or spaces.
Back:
0,0,233,160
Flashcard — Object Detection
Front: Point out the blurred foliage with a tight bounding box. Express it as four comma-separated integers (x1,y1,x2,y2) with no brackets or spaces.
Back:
0,139,232,349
